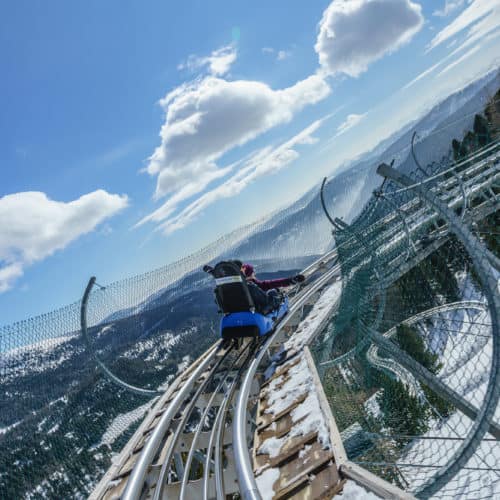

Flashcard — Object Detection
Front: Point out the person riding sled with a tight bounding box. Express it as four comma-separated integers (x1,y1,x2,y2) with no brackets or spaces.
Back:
203,261,305,315
240,263,304,314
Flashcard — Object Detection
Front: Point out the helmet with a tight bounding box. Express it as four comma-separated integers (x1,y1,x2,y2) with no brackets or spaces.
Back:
241,263,254,277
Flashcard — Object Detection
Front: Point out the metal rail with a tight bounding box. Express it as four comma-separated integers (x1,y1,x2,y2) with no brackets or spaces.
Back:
96,147,499,500
122,340,222,500
377,162,500,498
152,346,234,500
118,248,340,499
233,265,340,500
179,342,252,500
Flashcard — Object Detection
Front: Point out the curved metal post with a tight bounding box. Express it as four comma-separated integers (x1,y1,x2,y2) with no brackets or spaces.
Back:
377,162,500,499
320,177,344,231
316,217,387,373
374,189,417,258
449,169,468,219
411,131,429,178
80,276,160,397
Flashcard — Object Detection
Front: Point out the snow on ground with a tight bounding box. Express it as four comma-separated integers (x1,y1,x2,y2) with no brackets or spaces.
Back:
177,354,191,374
364,392,382,419
121,330,181,361
257,281,343,464
95,400,155,449
259,356,331,458
400,405,500,497
397,271,500,497
285,280,342,351
3,333,77,356
255,467,280,499
0,420,22,435
336,480,382,499
2,339,81,383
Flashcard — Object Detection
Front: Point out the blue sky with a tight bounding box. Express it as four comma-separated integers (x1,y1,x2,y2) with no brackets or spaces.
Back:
1,0,499,324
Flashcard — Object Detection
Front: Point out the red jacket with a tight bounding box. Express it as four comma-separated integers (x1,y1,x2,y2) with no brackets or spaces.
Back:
248,277,294,291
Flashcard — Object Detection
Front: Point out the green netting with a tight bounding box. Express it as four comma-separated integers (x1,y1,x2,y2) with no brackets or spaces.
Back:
312,92,500,497
0,192,337,499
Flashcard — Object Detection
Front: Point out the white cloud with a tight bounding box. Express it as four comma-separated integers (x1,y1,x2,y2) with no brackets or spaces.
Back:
402,1,500,90
315,0,424,77
262,47,292,61
336,113,366,135
437,42,482,76
277,50,292,61
0,263,23,293
177,44,237,76
0,190,128,291
141,72,329,225
433,0,466,17
403,60,443,89
428,0,500,50
147,118,325,235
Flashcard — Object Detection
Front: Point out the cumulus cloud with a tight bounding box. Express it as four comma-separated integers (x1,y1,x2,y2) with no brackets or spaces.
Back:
141,1,428,235
149,118,324,234
0,190,128,291
336,113,366,135
141,73,329,220
315,0,424,77
433,0,466,17
428,0,499,50
177,45,237,76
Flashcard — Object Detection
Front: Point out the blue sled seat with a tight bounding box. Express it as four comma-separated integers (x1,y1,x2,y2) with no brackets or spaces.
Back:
221,297,288,340
204,261,289,340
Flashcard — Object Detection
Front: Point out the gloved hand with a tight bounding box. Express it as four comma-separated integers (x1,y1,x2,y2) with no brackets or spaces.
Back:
290,274,305,284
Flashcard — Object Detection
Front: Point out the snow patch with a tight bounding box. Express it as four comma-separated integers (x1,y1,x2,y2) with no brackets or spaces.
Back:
337,480,382,499
255,467,280,499
0,420,22,435
285,280,342,351
95,400,154,448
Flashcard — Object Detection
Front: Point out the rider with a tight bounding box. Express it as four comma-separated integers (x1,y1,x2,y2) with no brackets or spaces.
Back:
241,263,305,290
241,263,305,314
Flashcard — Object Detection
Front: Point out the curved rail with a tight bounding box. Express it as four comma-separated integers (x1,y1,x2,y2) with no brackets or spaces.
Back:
320,177,344,231
233,265,340,500
378,162,500,499
152,345,234,500
366,301,488,399
118,248,340,500
93,149,498,500
122,340,222,500
80,276,160,397
179,342,253,500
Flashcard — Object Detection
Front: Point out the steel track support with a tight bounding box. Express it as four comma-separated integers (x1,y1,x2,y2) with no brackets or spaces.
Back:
377,162,500,499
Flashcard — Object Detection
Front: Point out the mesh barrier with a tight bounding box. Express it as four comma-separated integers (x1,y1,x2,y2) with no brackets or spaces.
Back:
1,79,499,500
312,90,500,497
0,187,342,498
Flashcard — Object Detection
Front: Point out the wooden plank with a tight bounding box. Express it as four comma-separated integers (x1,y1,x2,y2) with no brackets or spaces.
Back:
101,477,128,500
257,414,295,443
285,466,344,500
254,431,318,471
303,347,348,466
115,451,140,480
261,356,301,389
257,393,307,428
273,443,334,498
